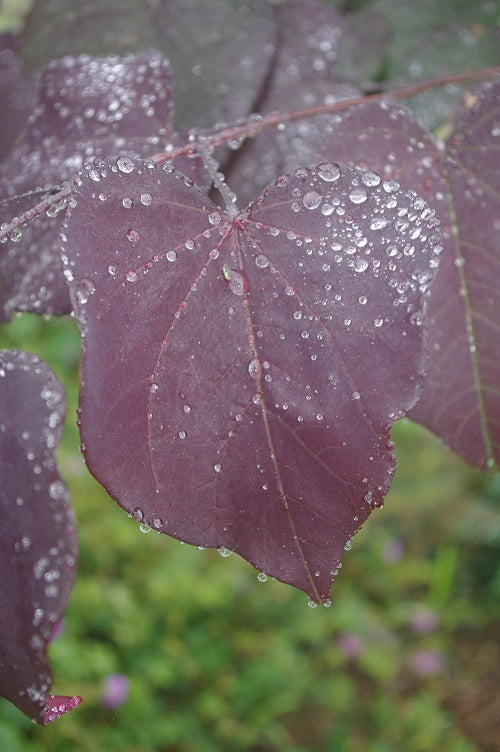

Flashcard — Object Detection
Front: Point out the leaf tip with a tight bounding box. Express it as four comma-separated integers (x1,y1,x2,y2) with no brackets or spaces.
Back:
42,694,82,725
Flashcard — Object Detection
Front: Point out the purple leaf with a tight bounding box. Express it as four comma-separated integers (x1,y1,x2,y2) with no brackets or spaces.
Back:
0,50,174,320
63,157,441,601
305,83,500,468
0,350,78,724
20,0,276,131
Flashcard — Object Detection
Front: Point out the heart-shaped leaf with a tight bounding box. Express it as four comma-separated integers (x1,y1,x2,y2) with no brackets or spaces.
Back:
63,157,441,601
0,350,79,723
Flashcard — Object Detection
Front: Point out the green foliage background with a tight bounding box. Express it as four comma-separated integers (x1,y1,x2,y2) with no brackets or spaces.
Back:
1,0,499,750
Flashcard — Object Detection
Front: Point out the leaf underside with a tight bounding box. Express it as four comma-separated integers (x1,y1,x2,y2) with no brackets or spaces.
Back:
64,157,441,601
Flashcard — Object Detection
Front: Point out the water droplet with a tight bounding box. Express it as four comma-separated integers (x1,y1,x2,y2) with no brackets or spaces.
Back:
218,546,232,557
166,250,177,262
248,358,260,379
178,430,187,440
303,191,322,209
370,217,388,231
361,171,381,187
125,270,138,283
122,197,133,208
140,193,152,206
227,269,245,296
214,463,222,473
208,211,221,226
349,187,368,204
353,258,369,273
255,254,269,268
132,507,144,522
257,572,268,582
374,318,384,327
344,540,352,551
358,295,367,305
139,522,151,533
317,162,340,182
183,404,192,414
117,156,135,173
307,599,318,608
127,228,140,243
352,391,360,400
107,265,117,276
321,203,334,216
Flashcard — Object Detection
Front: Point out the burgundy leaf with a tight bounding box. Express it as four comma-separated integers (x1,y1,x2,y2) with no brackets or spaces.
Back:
20,0,276,131
63,157,441,601
0,50,174,320
303,83,500,468
0,350,79,724
223,0,360,208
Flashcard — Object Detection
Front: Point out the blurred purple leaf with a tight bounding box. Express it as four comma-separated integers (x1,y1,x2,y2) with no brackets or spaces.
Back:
0,50,174,321
20,0,277,130
0,34,35,162
224,0,360,208
0,350,78,724
62,157,441,601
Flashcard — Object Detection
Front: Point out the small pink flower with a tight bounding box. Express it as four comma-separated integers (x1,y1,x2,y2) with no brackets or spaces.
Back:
409,649,445,676
101,673,129,708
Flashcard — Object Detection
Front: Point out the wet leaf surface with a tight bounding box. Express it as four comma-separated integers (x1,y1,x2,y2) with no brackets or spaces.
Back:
63,157,441,601
0,350,78,723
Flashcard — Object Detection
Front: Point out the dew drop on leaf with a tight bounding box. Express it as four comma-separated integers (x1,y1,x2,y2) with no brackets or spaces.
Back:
117,156,135,173
317,162,341,182
303,191,321,209
255,254,269,268
349,187,368,204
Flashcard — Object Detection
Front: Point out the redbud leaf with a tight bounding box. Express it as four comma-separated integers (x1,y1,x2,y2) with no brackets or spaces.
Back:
63,157,441,601
0,350,79,724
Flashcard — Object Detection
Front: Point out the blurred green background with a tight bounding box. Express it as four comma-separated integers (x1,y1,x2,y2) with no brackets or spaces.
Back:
1,0,500,749
0,313,498,752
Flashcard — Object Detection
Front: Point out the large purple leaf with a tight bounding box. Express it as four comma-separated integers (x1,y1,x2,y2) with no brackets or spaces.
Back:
0,350,79,724
0,50,174,321
301,83,500,468
63,157,441,601
20,0,276,130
